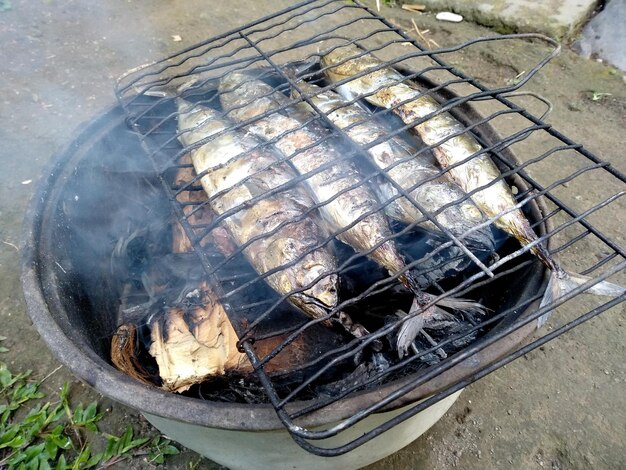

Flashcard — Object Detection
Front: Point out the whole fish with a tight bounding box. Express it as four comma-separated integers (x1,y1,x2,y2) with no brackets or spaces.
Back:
290,79,495,254
219,71,484,356
176,97,368,338
321,44,625,324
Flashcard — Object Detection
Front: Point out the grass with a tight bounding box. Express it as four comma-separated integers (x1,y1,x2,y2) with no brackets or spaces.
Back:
0,336,179,469
588,90,612,102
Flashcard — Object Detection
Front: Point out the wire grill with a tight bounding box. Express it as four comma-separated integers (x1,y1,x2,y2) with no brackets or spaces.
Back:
114,0,625,456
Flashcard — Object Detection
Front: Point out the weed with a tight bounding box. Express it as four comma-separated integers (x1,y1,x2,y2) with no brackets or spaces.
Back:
588,91,612,102
0,337,179,469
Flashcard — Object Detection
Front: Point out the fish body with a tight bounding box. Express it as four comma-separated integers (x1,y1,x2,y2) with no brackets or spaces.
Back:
321,44,625,324
218,72,410,279
176,98,341,325
291,80,494,253
321,45,536,250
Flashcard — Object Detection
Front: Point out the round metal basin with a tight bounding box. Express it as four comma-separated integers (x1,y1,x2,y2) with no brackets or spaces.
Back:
21,94,550,468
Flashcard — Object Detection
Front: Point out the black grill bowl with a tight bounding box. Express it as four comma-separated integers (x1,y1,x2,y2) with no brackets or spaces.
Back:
20,93,550,468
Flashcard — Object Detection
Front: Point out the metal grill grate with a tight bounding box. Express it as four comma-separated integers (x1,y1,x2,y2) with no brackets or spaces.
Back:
114,0,625,456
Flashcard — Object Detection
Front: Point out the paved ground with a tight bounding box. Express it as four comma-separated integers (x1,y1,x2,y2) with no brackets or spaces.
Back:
1,0,624,469
403,0,599,39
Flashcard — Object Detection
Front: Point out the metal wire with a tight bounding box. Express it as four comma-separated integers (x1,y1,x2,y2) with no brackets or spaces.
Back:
114,0,626,456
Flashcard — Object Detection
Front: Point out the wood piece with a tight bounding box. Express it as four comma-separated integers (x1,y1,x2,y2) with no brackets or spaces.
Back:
149,283,251,393
111,323,154,386
402,4,426,13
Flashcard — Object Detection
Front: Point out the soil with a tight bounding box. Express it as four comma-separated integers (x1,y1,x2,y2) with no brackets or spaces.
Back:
0,0,624,469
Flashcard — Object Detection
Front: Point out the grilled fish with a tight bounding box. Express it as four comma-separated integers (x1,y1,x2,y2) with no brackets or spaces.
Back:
219,71,485,356
290,79,495,253
219,72,410,279
176,97,367,338
321,44,625,324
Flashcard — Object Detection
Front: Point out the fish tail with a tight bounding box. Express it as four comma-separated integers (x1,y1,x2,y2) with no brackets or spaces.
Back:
396,301,431,359
433,296,488,316
143,79,201,98
336,311,370,338
396,293,487,358
403,270,487,314
537,270,625,327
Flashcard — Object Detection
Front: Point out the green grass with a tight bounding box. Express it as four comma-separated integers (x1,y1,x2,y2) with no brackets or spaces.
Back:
0,336,179,469
588,90,612,102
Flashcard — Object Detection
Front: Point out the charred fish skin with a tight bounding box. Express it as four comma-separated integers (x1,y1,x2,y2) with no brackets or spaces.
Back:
319,45,535,244
176,99,340,322
219,71,488,357
218,71,410,279
291,80,495,253
321,45,625,321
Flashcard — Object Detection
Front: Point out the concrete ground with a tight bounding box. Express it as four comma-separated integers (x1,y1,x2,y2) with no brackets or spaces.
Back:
1,0,624,469
405,0,600,39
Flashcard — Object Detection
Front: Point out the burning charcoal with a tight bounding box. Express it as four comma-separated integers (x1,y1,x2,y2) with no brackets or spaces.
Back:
449,324,479,349
372,352,391,372
418,352,442,366
423,319,459,331
424,309,461,330
316,362,384,398
194,376,269,404
420,330,447,359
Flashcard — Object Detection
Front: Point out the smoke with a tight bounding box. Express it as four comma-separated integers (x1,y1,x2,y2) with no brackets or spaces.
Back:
35,57,535,404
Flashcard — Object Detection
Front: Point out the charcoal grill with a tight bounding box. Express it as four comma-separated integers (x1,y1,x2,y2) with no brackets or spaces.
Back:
23,0,625,464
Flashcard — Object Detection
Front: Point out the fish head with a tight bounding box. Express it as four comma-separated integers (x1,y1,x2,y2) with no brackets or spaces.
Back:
301,267,339,310
264,232,340,311
288,272,339,321
321,44,396,109
176,98,226,146
219,70,288,120
460,220,496,254
320,44,366,83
